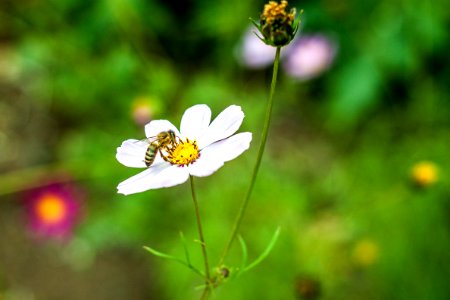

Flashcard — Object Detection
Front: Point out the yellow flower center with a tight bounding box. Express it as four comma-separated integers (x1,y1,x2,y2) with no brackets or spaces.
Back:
168,138,200,166
36,194,67,224
262,0,294,25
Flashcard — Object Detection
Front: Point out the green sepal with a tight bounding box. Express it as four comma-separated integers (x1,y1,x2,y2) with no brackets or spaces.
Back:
292,8,303,37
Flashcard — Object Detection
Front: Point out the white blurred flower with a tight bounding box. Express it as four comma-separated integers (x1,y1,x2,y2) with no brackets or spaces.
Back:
236,27,288,69
236,28,337,80
116,104,252,195
283,34,337,80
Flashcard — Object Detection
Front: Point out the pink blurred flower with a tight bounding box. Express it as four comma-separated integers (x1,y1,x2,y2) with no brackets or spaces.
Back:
131,96,161,127
283,34,337,80
236,28,337,80
24,183,82,241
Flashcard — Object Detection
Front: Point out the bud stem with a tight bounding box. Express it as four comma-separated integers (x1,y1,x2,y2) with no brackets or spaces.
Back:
219,46,281,265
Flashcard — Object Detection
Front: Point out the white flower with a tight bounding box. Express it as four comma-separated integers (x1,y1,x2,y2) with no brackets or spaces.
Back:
236,26,290,69
116,104,252,195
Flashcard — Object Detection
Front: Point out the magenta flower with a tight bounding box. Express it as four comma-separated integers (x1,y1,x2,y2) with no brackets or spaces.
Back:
24,183,82,241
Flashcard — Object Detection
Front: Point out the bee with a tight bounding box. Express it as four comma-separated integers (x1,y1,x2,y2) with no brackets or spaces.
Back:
144,130,178,167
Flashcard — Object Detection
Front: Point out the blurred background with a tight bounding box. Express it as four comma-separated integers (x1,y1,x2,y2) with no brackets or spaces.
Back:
0,0,449,299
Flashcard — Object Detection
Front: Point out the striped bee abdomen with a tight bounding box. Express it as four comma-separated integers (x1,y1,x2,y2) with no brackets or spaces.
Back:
145,143,158,167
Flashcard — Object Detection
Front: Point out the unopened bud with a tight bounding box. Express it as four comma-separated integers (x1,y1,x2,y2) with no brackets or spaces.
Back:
253,1,301,47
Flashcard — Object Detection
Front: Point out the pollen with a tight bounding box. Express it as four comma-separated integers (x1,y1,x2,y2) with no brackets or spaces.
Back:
36,193,67,224
262,1,293,25
168,138,200,166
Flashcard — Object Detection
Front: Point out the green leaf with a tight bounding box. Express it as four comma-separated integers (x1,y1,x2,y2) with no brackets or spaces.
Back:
143,246,204,278
242,227,281,273
179,231,191,266
238,235,248,274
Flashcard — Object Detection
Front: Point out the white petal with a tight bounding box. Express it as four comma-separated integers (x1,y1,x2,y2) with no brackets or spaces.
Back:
145,120,180,138
197,105,244,149
188,132,251,177
180,104,211,139
201,132,252,162
117,163,189,195
116,139,148,168
187,156,225,177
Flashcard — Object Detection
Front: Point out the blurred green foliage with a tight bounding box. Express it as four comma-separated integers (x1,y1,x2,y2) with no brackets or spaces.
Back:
0,0,449,299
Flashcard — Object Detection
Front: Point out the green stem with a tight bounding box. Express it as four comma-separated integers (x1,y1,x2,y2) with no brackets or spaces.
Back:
219,47,281,265
200,288,211,300
190,176,211,298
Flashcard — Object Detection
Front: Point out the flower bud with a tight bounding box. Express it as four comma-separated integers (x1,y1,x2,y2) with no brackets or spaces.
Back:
253,0,300,47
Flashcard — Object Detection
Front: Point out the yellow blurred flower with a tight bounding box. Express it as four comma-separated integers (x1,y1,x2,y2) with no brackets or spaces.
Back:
411,161,438,187
352,238,379,267
131,96,160,126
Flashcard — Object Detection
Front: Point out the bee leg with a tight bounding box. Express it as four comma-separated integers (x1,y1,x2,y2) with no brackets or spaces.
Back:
159,148,171,163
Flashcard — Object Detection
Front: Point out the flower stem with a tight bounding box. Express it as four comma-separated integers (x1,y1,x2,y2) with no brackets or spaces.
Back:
200,287,211,300
219,47,281,264
190,175,211,298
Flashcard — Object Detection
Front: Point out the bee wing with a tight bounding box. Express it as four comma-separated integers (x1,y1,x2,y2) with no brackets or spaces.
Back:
135,136,157,144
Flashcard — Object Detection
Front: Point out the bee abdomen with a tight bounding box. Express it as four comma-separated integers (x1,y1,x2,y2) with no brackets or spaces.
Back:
145,145,157,167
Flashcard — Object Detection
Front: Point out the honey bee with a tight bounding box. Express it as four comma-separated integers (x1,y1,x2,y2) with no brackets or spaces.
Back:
144,130,178,167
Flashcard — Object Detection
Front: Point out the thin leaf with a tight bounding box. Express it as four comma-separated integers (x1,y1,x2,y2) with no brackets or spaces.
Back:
194,283,208,291
242,227,281,273
143,246,205,277
193,239,205,247
143,246,186,264
238,235,248,274
179,231,191,266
